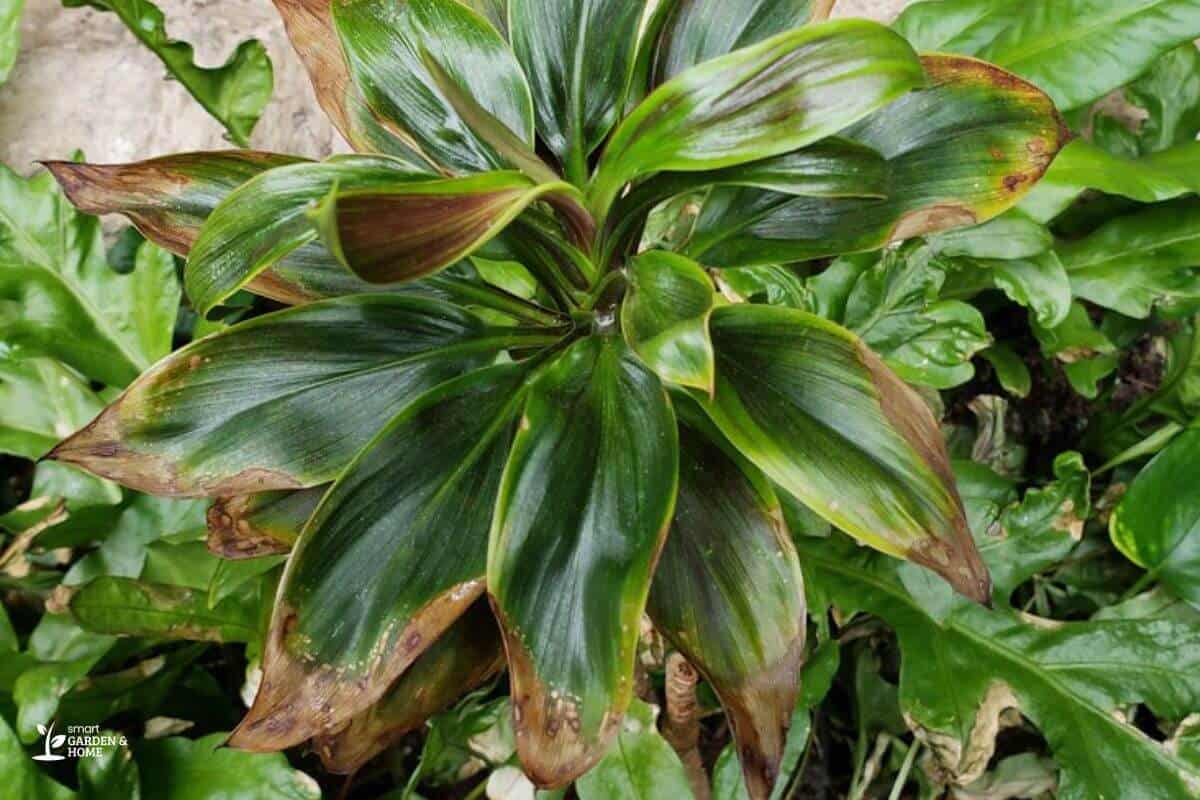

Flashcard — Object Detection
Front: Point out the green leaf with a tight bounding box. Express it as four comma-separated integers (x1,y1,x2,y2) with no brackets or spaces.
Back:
488,336,678,786
1127,43,1200,154
800,533,1200,799
648,421,805,800
605,139,889,263
0,356,106,460
927,210,1051,261
183,155,427,315
981,345,1032,398
688,55,1067,266
232,364,528,751
1111,427,1200,608
77,731,139,800
47,155,554,315
1020,139,1200,223
332,0,534,174
840,246,991,389
205,489,322,560
0,0,21,85
989,251,1072,329
510,0,646,181
649,0,820,85
136,733,319,800
590,19,923,218
65,0,272,146
621,251,716,393
69,576,261,642
62,495,207,588
699,303,991,602
0,716,74,800
312,601,505,775
1056,198,1200,319
894,0,1200,110
0,164,181,386
50,296,545,496
574,700,693,800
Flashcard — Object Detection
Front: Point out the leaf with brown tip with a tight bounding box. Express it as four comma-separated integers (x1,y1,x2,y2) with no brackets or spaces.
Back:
487,336,678,788
648,417,806,800
49,295,548,496
312,601,505,774
698,303,990,603
230,363,531,751
688,55,1069,266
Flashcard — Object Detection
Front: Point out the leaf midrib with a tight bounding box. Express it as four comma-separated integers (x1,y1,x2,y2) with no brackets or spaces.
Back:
987,0,1181,70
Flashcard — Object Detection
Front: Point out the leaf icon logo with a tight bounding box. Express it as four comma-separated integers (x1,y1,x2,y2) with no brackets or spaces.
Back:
32,720,66,762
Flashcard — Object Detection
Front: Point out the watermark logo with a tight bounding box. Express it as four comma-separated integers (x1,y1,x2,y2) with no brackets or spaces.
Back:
32,722,66,762
32,722,127,761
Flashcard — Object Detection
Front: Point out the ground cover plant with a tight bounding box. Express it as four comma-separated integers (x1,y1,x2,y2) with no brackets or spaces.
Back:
2,0,1200,798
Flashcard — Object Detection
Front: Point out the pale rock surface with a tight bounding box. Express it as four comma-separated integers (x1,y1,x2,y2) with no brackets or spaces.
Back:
0,0,913,172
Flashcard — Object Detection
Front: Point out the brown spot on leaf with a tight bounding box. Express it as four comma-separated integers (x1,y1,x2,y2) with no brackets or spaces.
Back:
206,496,294,559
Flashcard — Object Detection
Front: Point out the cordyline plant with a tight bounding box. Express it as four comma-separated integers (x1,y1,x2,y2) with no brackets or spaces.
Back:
42,0,1066,796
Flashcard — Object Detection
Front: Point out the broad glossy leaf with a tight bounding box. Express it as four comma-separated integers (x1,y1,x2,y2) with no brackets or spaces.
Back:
1032,303,1118,399
590,19,923,217
700,304,990,602
312,601,505,774
894,0,1200,110
0,716,73,800
206,488,322,560
990,251,1072,329
605,139,888,263
69,576,260,642
649,0,819,85
688,56,1067,266
648,422,805,800
231,363,528,750
981,345,1032,398
333,0,534,174
510,0,646,180
622,251,716,393
800,533,1200,800
46,156,563,317
1111,428,1200,608
77,730,140,800
0,0,20,85
0,357,106,460
1020,139,1200,223
927,210,1051,261
574,700,693,800
137,733,320,800
1127,43,1200,154
312,171,571,286
184,155,428,314
488,336,678,786
66,0,273,146
0,165,181,386
50,296,547,496
1056,198,1200,318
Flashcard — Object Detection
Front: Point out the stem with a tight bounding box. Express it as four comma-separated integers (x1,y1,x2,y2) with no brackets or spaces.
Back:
1120,570,1158,602
662,653,711,800
887,742,921,800
463,780,488,800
